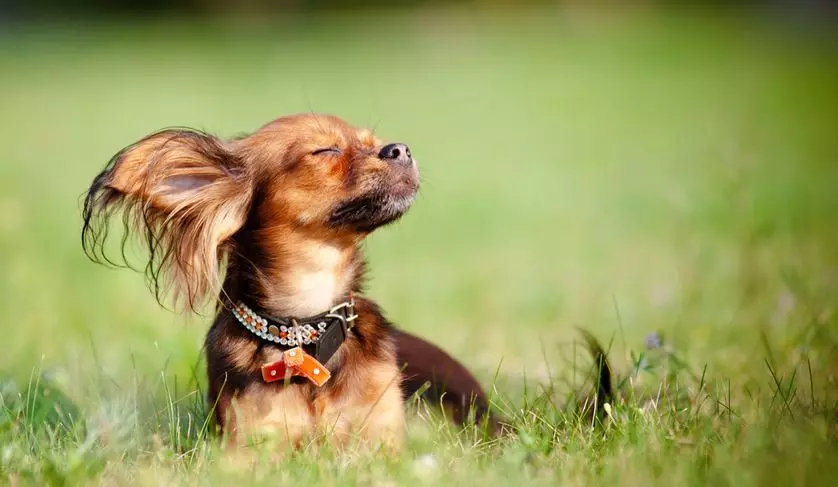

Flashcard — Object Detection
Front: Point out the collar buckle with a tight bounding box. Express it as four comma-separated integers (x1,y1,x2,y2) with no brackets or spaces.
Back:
325,297,357,335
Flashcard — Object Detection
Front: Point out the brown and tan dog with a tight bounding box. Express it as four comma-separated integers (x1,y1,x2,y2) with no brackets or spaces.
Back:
82,113,499,451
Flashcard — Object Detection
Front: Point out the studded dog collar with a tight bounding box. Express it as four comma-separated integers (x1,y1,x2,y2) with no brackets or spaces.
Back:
231,297,358,386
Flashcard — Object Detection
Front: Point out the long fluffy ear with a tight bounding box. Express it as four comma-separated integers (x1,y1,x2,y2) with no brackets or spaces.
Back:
82,129,253,312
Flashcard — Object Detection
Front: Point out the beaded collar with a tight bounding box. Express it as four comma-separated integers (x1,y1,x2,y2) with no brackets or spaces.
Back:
230,297,358,386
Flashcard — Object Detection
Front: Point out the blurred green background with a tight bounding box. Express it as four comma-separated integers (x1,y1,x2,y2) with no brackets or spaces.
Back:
1,0,837,385
0,1,837,483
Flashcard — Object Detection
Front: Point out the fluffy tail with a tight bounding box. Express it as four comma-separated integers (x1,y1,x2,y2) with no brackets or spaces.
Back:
578,328,614,418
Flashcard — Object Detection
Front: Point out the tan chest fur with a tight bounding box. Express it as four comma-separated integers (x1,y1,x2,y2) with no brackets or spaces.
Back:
226,357,404,451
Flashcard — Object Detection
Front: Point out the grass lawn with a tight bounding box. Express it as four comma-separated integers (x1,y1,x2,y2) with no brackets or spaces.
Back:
1,7,838,486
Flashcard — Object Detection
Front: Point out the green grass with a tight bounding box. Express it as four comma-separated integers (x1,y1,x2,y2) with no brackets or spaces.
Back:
2,7,838,486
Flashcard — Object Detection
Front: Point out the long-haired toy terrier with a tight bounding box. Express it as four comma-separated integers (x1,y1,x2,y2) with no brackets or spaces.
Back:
82,114,507,450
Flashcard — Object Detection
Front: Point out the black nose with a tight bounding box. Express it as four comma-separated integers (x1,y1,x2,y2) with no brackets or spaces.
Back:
378,143,413,166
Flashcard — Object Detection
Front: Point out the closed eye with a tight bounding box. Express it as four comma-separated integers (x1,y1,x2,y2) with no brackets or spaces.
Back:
311,147,341,156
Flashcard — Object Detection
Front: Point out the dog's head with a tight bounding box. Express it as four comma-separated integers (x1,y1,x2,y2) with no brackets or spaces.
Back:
240,114,419,234
82,113,419,310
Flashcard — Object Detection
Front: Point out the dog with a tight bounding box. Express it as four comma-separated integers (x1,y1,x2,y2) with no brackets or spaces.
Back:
81,113,507,451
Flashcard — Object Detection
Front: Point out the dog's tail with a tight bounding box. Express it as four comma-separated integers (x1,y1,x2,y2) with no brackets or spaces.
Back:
577,328,614,419
393,329,502,433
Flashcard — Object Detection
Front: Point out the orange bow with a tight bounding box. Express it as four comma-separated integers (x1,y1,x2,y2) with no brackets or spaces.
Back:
261,347,331,387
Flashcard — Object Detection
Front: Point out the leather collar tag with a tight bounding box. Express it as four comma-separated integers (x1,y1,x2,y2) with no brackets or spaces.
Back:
314,316,345,364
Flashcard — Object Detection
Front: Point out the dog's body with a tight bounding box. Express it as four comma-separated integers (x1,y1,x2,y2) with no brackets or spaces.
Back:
205,286,404,448
82,114,497,450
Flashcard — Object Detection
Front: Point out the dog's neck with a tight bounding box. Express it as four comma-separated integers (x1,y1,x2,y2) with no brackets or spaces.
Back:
232,227,361,319
263,238,357,317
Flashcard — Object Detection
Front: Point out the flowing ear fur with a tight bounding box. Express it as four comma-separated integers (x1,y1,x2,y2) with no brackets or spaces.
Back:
82,129,253,312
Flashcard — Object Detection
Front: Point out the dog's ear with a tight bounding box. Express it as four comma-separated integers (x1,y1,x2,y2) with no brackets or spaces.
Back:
82,129,253,311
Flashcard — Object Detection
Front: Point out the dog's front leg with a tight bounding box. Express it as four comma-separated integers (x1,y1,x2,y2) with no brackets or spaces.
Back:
226,384,316,451
316,361,405,453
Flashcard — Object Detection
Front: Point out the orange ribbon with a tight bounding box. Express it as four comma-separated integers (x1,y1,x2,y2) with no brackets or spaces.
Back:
260,347,331,387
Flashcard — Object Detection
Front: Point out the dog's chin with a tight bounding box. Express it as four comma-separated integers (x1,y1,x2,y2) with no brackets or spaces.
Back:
328,190,417,233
